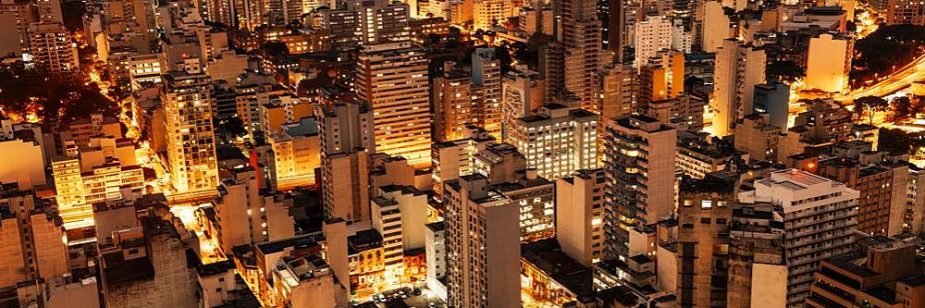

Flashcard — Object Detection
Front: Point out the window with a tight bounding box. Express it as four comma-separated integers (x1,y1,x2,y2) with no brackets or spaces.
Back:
701,200,712,209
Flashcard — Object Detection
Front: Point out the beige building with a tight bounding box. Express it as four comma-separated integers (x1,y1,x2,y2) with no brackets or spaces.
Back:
319,100,375,223
26,23,79,73
444,174,521,308
210,166,295,253
162,71,219,193
805,34,852,93
268,117,321,190
702,1,732,52
0,135,47,190
0,187,69,288
472,0,511,31
356,42,432,168
508,104,598,179
712,39,766,137
806,236,925,308
604,115,677,260
371,185,428,286
676,173,738,307
560,0,607,110
555,169,606,266
431,125,494,196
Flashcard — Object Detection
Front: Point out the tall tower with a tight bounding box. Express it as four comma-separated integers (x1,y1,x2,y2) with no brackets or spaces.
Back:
472,48,503,140
603,115,677,260
560,0,606,109
162,71,220,193
318,100,375,223
355,42,432,168
712,39,765,137
444,174,521,308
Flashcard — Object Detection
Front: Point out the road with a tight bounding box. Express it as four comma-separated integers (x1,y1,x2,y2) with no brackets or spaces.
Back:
835,52,925,102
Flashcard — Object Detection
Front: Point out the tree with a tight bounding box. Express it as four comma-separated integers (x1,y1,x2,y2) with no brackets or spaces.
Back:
766,61,803,83
890,96,914,121
879,128,920,155
854,96,889,124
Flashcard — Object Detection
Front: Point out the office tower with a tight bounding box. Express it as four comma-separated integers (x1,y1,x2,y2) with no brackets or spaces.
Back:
605,0,625,60
356,42,432,167
472,143,557,241
444,174,521,308
886,0,925,25
556,168,606,266
644,94,705,131
432,125,494,196
594,64,636,120
701,1,731,52
501,68,544,139
36,0,63,24
676,133,736,179
725,202,787,308
807,236,925,307
676,173,738,307
26,23,79,73
472,48,503,140
817,158,908,237
358,0,411,44
712,39,766,137
634,15,672,68
371,185,427,285
319,100,375,223
733,114,784,162
0,186,69,287
0,1,35,56
0,131,46,190
560,0,606,109
753,81,790,129
637,52,685,109
518,6,554,35
473,0,510,30
162,72,219,194
738,169,860,306
267,117,320,190
211,166,295,253
433,62,474,142
425,222,447,299
508,104,598,179
805,33,853,93
906,166,925,235
204,0,235,26
604,115,677,260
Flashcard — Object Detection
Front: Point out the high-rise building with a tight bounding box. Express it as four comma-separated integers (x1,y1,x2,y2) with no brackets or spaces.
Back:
472,48,503,140
701,1,732,52
473,0,511,30
816,158,908,237
433,62,475,142
560,0,606,109
26,23,79,73
501,67,545,139
0,185,69,287
162,71,220,193
712,39,766,137
594,64,636,120
738,169,860,306
210,166,295,253
508,104,599,179
753,81,790,129
905,166,925,235
371,185,428,285
806,236,925,308
886,0,925,25
356,42,432,167
444,174,521,308
805,33,853,93
432,125,494,196
556,168,606,266
725,202,787,308
604,115,677,260
676,173,738,307
633,15,672,68
318,100,375,223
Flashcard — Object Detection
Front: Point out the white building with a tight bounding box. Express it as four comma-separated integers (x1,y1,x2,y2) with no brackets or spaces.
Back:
738,169,860,306
508,104,598,179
